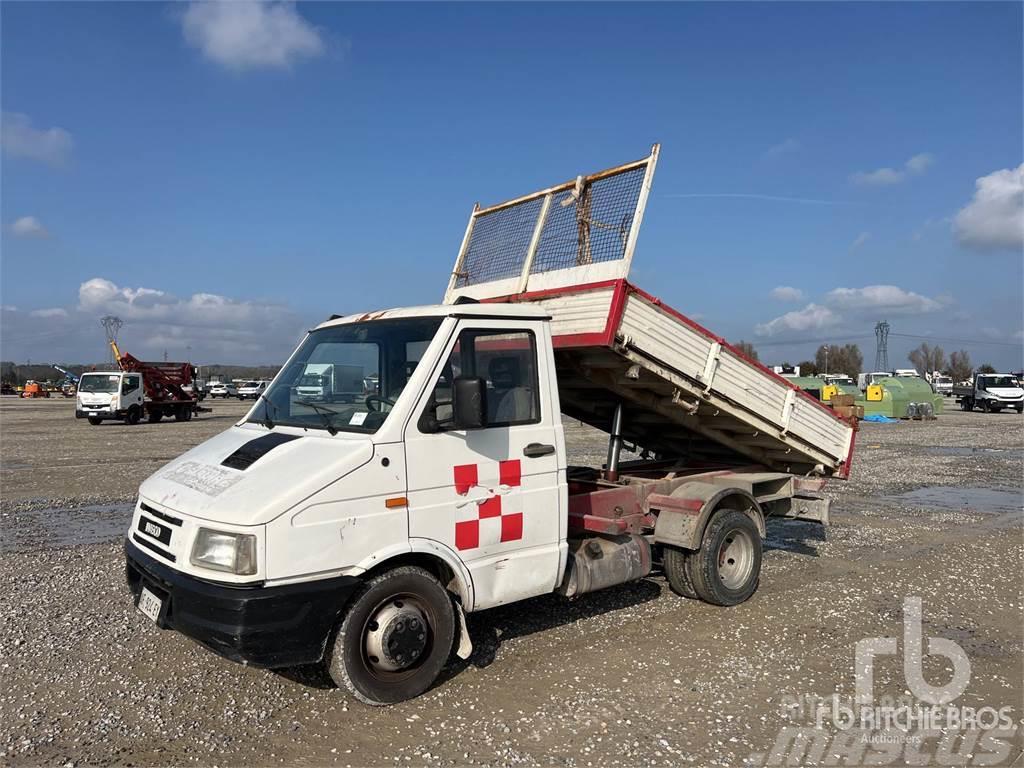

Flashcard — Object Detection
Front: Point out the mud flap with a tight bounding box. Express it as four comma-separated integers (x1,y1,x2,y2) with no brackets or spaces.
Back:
454,599,473,660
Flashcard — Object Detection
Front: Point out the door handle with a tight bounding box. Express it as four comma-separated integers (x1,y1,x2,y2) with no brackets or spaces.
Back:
523,442,555,458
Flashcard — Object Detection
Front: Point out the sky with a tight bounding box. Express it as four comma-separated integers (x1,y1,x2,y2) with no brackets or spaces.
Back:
2,1,1022,371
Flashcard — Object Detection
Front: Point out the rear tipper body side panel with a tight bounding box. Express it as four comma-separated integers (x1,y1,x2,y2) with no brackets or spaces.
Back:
483,279,856,479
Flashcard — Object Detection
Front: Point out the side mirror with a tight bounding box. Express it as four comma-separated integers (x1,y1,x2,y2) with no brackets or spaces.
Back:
452,376,487,430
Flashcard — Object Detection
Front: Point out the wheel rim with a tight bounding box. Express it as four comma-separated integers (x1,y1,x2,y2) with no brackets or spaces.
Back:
362,593,432,677
717,527,755,590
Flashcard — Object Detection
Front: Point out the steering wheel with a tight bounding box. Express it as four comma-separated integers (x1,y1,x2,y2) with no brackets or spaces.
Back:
365,395,396,413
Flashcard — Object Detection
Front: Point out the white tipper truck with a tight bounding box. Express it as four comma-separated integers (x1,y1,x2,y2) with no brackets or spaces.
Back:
124,146,856,705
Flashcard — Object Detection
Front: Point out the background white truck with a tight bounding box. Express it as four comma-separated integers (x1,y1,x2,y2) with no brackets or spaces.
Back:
77,342,205,425
124,146,855,705
294,363,367,403
953,373,1024,413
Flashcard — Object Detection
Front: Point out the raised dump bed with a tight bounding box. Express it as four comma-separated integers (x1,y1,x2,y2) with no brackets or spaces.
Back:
445,145,855,478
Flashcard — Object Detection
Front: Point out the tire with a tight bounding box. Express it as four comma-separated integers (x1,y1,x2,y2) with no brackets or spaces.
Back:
688,509,762,607
326,566,455,706
986,400,998,413
125,406,141,425
1016,406,1023,414
87,417,102,426
174,405,192,422
961,398,972,412
148,411,163,423
663,546,698,599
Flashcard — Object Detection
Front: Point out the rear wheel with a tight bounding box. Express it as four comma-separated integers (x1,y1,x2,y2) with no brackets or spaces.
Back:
326,566,455,706
174,405,192,422
687,510,762,607
961,398,973,411
87,417,102,426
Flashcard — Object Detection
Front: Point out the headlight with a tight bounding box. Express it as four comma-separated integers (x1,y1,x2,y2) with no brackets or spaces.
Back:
190,528,257,575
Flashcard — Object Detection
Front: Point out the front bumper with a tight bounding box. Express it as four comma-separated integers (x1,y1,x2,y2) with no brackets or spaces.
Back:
125,540,361,668
76,407,123,419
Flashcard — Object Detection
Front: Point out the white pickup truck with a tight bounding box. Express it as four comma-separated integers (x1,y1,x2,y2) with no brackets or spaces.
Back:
124,147,855,705
953,373,1024,413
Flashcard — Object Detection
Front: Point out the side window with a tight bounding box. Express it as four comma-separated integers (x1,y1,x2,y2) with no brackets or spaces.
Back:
121,375,139,394
422,330,540,430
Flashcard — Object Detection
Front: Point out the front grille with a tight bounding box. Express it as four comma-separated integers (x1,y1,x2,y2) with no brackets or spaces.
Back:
141,502,182,527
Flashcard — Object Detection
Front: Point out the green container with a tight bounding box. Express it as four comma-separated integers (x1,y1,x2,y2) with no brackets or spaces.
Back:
856,377,943,418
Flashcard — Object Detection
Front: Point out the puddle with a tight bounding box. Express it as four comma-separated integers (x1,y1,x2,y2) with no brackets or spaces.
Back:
0,462,31,471
923,446,1024,459
889,487,1022,515
0,503,135,553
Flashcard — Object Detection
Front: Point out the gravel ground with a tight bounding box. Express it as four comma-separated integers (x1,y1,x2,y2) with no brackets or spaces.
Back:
1,397,1021,767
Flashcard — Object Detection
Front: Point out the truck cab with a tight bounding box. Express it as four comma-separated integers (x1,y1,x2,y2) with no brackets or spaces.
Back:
77,371,144,425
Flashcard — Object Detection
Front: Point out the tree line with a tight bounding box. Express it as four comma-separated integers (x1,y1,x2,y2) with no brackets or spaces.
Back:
730,342,996,381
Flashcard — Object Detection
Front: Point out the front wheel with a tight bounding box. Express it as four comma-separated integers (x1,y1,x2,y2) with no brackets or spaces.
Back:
686,509,762,607
124,406,141,425
326,566,455,706
87,417,102,426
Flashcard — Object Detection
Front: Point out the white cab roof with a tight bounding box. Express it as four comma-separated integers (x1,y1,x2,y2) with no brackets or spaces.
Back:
314,302,548,331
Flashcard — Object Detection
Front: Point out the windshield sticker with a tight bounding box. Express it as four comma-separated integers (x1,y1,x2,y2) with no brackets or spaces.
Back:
349,411,368,426
161,460,243,497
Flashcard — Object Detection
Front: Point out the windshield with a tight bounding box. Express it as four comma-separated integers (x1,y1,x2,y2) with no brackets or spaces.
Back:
79,374,120,393
979,376,1018,389
248,317,444,434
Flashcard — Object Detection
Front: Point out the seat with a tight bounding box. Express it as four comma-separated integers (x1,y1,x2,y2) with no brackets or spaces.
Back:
487,357,533,423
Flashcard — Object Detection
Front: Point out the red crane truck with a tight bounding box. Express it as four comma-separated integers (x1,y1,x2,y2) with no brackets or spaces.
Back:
76,342,208,425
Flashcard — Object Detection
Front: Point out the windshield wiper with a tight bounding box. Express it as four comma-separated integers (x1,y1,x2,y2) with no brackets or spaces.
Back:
257,393,277,429
296,399,340,435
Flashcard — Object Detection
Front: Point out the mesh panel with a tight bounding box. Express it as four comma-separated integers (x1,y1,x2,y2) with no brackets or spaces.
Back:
455,197,543,287
532,165,646,273
455,163,647,288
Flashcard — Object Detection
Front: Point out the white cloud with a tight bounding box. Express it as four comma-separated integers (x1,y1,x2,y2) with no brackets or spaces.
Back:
770,286,804,302
764,138,800,159
825,285,943,314
851,153,935,186
905,153,934,173
1,112,73,167
953,164,1024,251
29,308,68,319
0,277,310,364
756,284,947,337
755,303,837,336
181,1,325,72
10,216,49,238
850,231,870,250
851,167,904,186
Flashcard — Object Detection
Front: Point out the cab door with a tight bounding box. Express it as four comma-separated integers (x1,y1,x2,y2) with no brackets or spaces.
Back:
121,373,142,409
404,320,564,610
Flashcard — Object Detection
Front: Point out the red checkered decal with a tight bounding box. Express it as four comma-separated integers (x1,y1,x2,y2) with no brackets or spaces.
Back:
453,460,523,551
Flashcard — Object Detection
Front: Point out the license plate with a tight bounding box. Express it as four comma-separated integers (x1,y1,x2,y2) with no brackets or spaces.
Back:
138,586,162,623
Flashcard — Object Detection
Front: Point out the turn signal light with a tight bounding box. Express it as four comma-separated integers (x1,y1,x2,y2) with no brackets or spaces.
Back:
385,497,408,509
